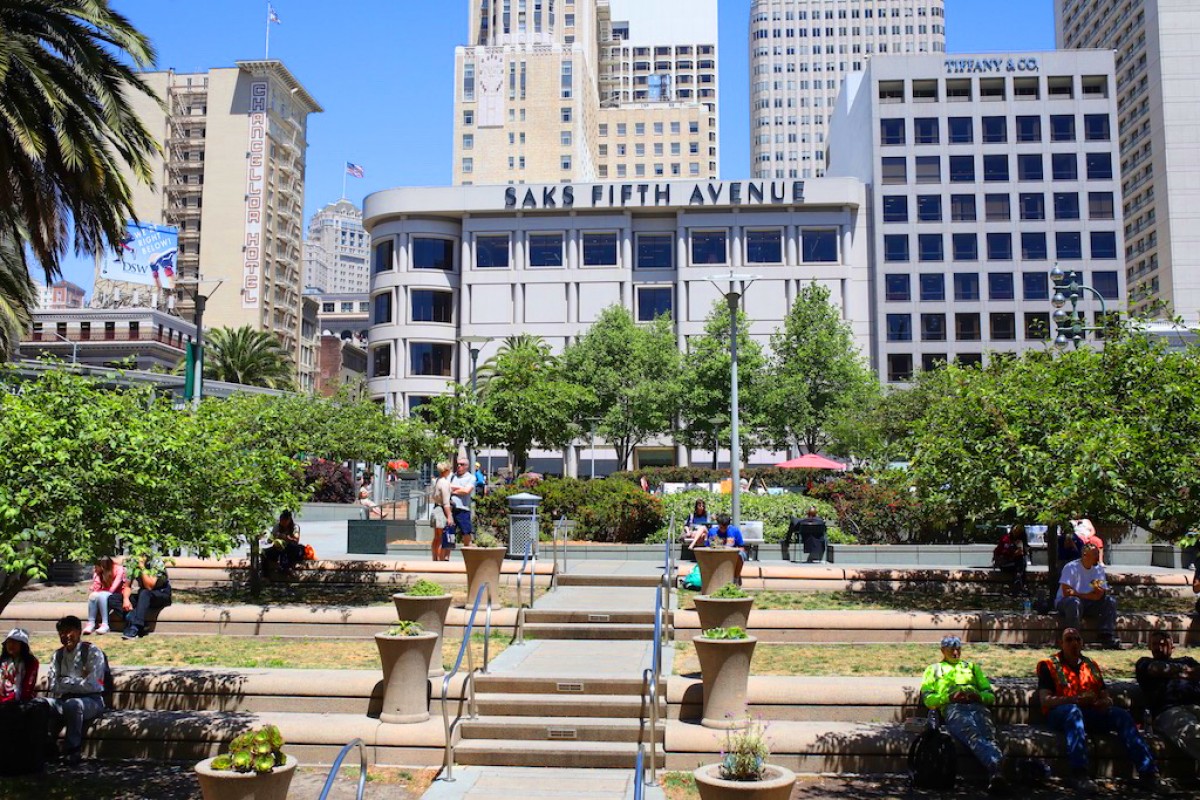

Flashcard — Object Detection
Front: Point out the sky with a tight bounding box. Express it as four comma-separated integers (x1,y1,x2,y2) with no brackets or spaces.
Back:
57,0,1057,291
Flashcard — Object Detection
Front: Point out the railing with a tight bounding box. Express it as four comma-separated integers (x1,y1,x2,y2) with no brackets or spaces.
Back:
513,537,536,645
27,330,189,349
550,513,569,589
439,581,494,783
635,528,673,791
317,738,368,800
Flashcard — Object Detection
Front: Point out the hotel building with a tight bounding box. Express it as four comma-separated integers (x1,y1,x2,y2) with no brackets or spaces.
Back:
827,51,1125,382
303,199,369,295
1055,0,1200,320
749,0,945,180
452,0,720,186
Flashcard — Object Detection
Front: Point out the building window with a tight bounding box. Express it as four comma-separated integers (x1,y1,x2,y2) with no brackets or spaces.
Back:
1015,115,1041,143
983,154,1009,182
949,155,974,182
1021,232,1048,261
1088,192,1115,220
561,59,573,98
528,233,565,267
1050,114,1076,142
373,239,394,273
691,230,727,265
802,230,838,262
981,116,1006,143
913,117,939,144
463,63,475,101
914,156,940,183
887,353,913,383
1084,114,1110,141
462,134,474,150
920,274,945,302
407,395,429,415
1086,153,1113,180
990,312,1017,341
372,345,392,378
413,237,455,270
1056,231,1083,260
637,286,673,321
462,157,473,174
1054,192,1081,220
953,273,980,302
886,313,912,342
476,234,511,268
746,229,783,264
921,313,947,341
561,155,572,171
1091,232,1118,260
322,302,335,313
881,157,907,184
950,194,976,222
922,354,948,372
917,195,942,222
947,117,973,144
1019,193,1045,221
883,196,908,223
988,272,1015,300
984,193,1011,221
636,234,674,268
918,233,944,262
372,291,393,325
953,233,978,261
955,313,981,341
1093,271,1119,299
411,290,454,323
1017,154,1043,181
885,274,911,302
1051,153,1077,181
1024,312,1050,340
583,232,619,266
1022,272,1049,301
987,232,1012,261
409,343,453,377
883,234,909,262
880,118,905,145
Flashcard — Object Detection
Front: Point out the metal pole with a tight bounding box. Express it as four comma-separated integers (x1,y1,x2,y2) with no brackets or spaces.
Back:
590,421,596,480
727,287,741,527
192,293,206,408
468,345,480,473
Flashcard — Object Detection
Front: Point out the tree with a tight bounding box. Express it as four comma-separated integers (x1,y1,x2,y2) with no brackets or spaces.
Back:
909,330,1200,542
0,233,36,356
763,283,880,455
477,335,590,473
203,326,295,390
560,306,681,470
419,383,493,458
0,1,161,358
677,301,767,466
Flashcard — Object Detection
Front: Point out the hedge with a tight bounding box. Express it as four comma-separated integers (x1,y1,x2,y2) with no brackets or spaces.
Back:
648,491,846,544
473,476,664,543
611,466,841,489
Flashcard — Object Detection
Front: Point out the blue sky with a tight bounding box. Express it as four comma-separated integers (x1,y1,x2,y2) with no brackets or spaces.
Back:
58,0,1056,290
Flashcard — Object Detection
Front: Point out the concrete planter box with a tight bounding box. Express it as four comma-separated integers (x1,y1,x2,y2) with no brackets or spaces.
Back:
195,755,297,800
693,595,754,632
694,763,797,800
695,548,742,595
375,632,437,724
392,593,453,677
347,520,415,555
462,547,506,609
297,502,365,523
694,634,757,729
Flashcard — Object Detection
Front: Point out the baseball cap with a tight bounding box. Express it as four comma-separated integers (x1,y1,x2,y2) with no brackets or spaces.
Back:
940,635,962,649
5,628,30,646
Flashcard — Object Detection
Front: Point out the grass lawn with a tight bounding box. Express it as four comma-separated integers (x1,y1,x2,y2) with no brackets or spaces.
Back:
672,642,1145,680
25,632,509,671
676,588,1197,614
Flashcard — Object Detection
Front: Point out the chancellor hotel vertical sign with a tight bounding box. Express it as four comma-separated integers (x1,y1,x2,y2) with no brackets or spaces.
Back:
242,81,267,309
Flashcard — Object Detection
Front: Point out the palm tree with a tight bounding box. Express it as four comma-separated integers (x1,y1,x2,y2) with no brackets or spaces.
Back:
475,334,554,389
0,234,36,356
203,326,295,390
0,0,161,358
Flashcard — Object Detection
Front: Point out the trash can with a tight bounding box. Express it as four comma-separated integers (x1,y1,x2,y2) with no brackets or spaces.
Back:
506,492,542,560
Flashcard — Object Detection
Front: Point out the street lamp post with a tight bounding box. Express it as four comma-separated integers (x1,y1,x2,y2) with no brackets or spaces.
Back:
706,272,759,527
1050,265,1108,349
461,336,493,473
174,278,222,407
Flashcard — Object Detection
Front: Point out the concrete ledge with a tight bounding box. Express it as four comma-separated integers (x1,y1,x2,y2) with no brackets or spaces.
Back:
163,556,553,589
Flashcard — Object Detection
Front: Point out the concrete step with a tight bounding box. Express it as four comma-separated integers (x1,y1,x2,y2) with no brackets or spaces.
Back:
460,716,664,743
454,739,661,770
475,693,662,719
556,573,665,588
523,609,660,625
475,675,645,696
522,622,656,640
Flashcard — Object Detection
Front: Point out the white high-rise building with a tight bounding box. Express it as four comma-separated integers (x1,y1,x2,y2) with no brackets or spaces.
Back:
749,0,945,180
453,0,719,185
303,199,369,294
1055,0,1200,320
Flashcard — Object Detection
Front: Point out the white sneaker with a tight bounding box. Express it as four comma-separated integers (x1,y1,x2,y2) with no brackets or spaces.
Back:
82,623,95,635
95,625,109,635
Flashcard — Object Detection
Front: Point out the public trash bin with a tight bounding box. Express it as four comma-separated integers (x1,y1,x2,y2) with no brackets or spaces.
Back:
506,492,542,560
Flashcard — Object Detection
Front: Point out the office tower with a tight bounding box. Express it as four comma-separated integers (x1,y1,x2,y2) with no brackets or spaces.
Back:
96,60,322,363
1055,0,1200,319
750,0,945,180
453,0,719,185
828,51,1124,382
303,199,369,294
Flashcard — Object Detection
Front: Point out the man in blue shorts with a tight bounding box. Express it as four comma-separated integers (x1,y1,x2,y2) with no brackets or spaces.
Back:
449,457,476,547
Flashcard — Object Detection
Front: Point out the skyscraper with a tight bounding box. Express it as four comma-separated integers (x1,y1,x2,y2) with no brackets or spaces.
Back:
303,199,369,294
452,0,719,185
1055,0,1200,320
97,60,322,364
749,0,945,180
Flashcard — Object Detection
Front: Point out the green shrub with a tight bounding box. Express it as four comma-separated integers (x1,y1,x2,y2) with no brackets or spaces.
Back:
719,717,770,781
474,476,664,543
710,583,749,599
648,491,847,544
612,466,836,489
403,578,446,596
808,472,959,544
702,626,748,640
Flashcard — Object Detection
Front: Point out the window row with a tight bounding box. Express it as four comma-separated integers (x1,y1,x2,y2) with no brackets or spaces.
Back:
882,192,1115,223
876,74,1110,105
881,152,1114,184
371,290,456,326
884,312,1054,344
881,232,1119,262
880,114,1111,146
883,271,1120,303
888,352,988,382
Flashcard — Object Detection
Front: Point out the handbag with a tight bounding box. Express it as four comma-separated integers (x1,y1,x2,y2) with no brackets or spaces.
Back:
442,524,457,549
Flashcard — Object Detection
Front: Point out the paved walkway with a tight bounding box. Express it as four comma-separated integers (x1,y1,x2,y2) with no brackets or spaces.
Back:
419,767,665,800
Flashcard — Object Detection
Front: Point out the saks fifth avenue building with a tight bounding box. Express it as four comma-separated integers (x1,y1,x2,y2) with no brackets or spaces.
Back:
363,178,870,473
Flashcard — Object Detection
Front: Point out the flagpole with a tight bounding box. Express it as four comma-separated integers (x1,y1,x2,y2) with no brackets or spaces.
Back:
342,165,347,200
265,2,271,59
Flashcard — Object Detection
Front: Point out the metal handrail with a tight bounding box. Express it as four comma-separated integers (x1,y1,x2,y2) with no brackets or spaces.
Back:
550,513,568,589
634,744,646,800
439,581,494,783
317,738,368,800
513,537,535,645
635,531,672,790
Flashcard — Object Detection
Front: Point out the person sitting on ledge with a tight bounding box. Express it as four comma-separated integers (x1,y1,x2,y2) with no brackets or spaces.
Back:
1056,543,1121,649
705,513,746,586
992,524,1029,597
1136,630,1200,775
920,635,1007,793
1038,627,1160,795
110,554,172,639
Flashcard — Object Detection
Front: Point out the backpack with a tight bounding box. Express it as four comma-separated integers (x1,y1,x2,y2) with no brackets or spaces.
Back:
908,724,957,791
56,642,114,710
681,566,702,591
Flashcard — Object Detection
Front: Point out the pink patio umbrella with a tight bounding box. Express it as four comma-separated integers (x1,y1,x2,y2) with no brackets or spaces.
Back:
774,453,847,471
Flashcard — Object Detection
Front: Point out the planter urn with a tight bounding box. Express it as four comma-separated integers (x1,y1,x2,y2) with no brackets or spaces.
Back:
462,546,506,609
693,595,754,632
195,755,298,800
693,763,798,800
392,592,454,677
694,634,758,729
695,547,742,595
375,631,439,723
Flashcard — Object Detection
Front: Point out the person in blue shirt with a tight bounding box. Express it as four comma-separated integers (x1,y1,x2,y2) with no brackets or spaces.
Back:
473,462,487,496
707,514,747,585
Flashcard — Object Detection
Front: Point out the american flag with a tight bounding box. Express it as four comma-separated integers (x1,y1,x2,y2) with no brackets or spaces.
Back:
345,162,365,179
268,4,281,24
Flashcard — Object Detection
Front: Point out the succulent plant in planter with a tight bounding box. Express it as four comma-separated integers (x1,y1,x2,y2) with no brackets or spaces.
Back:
462,530,504,609
404,577,447,596
375,619,439,723
710,583,749,599
694,585,754,631
468,530,501,548
195,724,297,800
693,717,797,799
703,626,748,639
393,578,453,677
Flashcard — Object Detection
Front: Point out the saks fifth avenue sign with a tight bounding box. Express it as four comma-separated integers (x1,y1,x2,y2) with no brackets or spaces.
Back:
504,180,806,211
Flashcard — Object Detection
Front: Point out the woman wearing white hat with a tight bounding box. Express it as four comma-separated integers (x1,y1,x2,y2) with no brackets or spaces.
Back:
0,628,38,705
1,627,47,776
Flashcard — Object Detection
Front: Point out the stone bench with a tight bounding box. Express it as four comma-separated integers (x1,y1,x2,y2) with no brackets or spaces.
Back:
161,557,553,589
